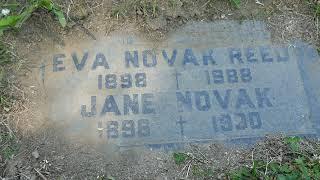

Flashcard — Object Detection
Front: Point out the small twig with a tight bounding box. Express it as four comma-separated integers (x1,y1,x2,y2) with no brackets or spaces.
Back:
178,160,191,177
19,172,31,180
85,0,94,16
264,158,274,176
186,163,192,178
91,3,104,9
187,152,206,164
192,145,210,163
0,120,14,138
201,0,210,8
251,148,255,168
66,0,74,21
34,168,48,180
255,0,264,6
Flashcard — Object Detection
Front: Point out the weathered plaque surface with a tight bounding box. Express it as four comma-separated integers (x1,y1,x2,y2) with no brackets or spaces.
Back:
38,21,320,150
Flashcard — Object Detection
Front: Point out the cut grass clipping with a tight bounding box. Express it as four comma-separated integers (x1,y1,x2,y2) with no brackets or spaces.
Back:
0,0,66,36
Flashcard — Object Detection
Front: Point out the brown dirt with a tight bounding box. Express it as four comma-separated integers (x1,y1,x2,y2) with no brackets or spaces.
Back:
1,0,319,179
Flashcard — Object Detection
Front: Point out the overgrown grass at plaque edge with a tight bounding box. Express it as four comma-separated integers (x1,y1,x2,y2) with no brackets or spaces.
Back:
0,0,66,162
0,0,64,109
230,137,320,179
0,0,66,36
0,34,20,164
111,0,242,18
172,137,320,179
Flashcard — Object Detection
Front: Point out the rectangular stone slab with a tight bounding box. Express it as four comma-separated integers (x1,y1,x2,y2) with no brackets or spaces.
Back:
38,21,320,150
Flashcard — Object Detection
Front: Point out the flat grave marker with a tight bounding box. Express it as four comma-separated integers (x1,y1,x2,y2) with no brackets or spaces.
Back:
37,21,320,150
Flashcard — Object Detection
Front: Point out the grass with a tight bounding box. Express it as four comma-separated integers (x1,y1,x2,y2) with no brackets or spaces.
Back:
172,137,320,179
229,137,320,179
0,0,64,175
0,41,14,109
0,39,25,112
308,0,320,54
0,41,20,172
111,0,242,19
1,0,320,178
173,152,189,165
173,151,216,178
307,0,320,17
192,165,215,178
0,132,19,160
0,0,66,110
0,0,65,168
0,0,66,36
112,0,160,18
229,0,241,8
314,1,320,17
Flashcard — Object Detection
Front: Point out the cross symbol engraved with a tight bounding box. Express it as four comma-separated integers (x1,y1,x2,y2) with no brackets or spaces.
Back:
174,70,181,90
176,116,187,137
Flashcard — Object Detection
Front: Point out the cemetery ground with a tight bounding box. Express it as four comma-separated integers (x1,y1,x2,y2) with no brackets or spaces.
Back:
0,0,320,179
